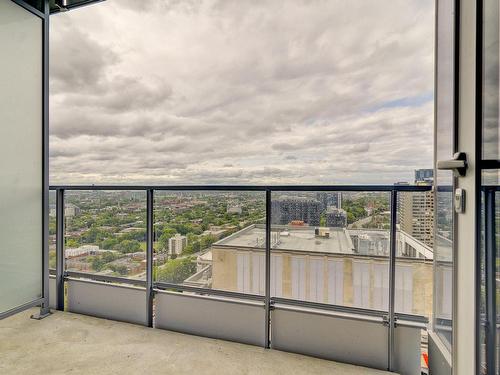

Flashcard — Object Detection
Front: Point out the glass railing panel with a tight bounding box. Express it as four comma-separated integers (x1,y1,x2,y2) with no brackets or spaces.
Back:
270,190,390,311
153,190,266,295
395,191,434,374
49,190,56,270
63,190,147,281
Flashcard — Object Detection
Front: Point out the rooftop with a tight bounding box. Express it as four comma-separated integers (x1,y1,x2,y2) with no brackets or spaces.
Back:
215,225,355,254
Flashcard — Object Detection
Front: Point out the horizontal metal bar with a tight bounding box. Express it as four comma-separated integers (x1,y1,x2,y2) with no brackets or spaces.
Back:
154,282,265,302
65,271,146,287
481,159,500,170
271,297,387,318
394,312,429,324
49,184,432,192
154,289,265,307
49,268,56,276
395,319,428,330
0,297,44,320
11,0,46,18
272,303,385,324
66,277,147,292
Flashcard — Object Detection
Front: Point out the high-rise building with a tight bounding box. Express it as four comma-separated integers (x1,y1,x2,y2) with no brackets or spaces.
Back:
168,233,188,255
316,192,342,210
414,168,433,184
325,207,347,228
398,178,434,247
271,196,322,226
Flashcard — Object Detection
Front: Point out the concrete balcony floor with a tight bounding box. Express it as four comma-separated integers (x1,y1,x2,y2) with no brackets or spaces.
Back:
0,308,394,375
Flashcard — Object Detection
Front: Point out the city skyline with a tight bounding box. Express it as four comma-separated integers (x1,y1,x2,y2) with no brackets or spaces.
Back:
50,0,434,185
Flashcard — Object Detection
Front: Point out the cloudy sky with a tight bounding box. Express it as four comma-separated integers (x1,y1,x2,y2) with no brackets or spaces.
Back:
50,0,434,185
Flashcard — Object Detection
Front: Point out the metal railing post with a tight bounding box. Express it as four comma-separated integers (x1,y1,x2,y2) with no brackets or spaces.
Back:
485,188,496,373
31,0,51,321
387,189,397,371
146,189,154,327
56,188,65,311
265,189,272,348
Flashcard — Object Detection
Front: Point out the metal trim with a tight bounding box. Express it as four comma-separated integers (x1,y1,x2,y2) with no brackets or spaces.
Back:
475,0,486,373
272,303,385,325
154,289,265,308
65,271,147,287
65,276,146,291
485,188,496,373
271,297,387,318
146,189,154,327
264,189,271,348
11,0,46,18
39,0,51,319
0,298,44,320
154,281,265,302
50,0,105,14
49,185,432,192
55,188,65,310
388,190,398,371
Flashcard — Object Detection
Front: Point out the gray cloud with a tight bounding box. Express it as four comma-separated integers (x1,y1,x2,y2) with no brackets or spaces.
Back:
50,0,434,185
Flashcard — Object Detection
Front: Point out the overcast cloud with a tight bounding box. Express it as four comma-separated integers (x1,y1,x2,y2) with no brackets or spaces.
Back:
50,0,434,185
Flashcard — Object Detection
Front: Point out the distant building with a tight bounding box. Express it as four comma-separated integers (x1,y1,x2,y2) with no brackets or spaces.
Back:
325,207,347,228
316,192,342,210
398,181,434,247
227,204,242,215
168,233,188,255
271,196,322,226
65,203,81,217
49,203,81,218
414,168,433,184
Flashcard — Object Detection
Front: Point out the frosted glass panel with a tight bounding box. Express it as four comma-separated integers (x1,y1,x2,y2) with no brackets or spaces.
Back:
0,1,43,314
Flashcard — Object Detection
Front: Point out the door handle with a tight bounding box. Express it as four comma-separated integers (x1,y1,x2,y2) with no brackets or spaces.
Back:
437,152,467,177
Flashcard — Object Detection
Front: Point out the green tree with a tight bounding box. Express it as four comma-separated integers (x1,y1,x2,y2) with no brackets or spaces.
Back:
156,257,196,283
114,239,141,254
66,238,80,248
100,237,118,250
91,256,106,272
109,264,128,275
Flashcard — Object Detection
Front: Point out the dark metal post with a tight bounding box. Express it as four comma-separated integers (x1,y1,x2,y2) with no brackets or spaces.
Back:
146,189,154,327
56,189,65,310
32,0,51,320
264,189,272,348
485,188,496,374
387,190,398,371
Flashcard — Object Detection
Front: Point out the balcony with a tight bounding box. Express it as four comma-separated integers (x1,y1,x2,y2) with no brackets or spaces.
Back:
4,1,475,373
22,184,436,375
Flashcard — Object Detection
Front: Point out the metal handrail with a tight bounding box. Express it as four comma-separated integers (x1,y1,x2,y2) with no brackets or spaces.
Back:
49,184,432,192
